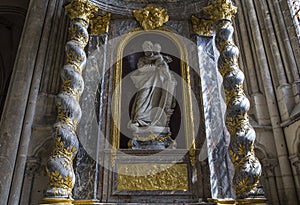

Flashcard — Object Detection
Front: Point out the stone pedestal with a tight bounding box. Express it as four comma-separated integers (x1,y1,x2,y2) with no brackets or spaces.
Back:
100,149,209,203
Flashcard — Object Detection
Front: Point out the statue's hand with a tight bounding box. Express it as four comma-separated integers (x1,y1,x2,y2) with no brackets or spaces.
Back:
163,55,173,63
129,122,139,132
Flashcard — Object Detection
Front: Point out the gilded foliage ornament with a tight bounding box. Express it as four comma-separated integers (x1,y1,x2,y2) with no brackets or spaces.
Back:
90,13,111,34
191,15,214,36
203,0,237,21
133,4,169,30
65,0,98,20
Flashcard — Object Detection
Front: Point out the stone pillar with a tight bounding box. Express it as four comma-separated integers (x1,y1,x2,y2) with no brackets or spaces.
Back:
0,0,50,204
262,159,280,205
242,0,298,203
290,154,300,201
20,158,41,205
41,0,98,204
202,0,265,203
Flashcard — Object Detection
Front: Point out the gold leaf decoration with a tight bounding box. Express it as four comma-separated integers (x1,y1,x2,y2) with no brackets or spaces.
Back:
191,15,214,36
203,0,237,22
117,163,188,191
65,0,98,20
90,13,111,34
133,4,169,30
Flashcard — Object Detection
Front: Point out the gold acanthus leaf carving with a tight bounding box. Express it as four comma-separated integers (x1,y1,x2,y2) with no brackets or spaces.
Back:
133,4,169,30
65,0,98,20
191,15,214,36
90,13,111,34
203,0,237,22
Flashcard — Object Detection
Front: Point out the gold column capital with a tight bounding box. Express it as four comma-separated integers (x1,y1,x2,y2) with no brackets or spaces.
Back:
90,13,111,34
133,4,169,30
191,15,214,36
65,0,98,20
203,0,237,22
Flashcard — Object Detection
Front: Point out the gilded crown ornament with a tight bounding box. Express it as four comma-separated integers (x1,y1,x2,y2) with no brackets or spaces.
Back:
133,4,169,30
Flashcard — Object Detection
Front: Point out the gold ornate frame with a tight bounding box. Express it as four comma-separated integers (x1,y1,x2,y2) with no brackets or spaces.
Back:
111,29,195,151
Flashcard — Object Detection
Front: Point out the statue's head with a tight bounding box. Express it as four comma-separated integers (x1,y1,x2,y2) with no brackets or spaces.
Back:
142,41,153,57
142,41,153,51
152,43,161,56
153,43,161,52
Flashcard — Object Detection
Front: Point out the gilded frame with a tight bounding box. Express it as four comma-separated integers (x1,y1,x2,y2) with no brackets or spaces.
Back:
111,29,195,150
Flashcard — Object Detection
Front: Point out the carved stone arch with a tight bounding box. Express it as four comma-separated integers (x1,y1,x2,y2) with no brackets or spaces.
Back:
31,137,55,163
254,144,280,205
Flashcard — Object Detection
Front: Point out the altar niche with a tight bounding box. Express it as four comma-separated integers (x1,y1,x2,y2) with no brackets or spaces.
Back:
111,30,195,150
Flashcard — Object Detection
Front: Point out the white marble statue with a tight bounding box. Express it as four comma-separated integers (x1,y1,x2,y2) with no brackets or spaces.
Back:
128,41,177,137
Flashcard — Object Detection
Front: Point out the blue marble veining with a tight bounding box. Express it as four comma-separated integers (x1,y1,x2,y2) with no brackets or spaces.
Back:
197,36,234,199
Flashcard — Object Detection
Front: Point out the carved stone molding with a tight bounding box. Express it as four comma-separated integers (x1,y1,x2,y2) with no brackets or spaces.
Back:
261,158,278,176
90,0,207,18
133,4,169,30
290,154,300,174
25,158,41,176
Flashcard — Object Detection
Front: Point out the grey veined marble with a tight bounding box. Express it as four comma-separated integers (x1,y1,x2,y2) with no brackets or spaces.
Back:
74,34,109,200
197,36,234,199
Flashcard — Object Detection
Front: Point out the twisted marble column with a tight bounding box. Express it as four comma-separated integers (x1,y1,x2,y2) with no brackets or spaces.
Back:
203,0,262,199
43,0,97,202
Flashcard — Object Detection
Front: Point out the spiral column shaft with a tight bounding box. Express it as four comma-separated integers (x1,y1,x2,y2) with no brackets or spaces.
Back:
203,0,262,199
43,0,98,202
